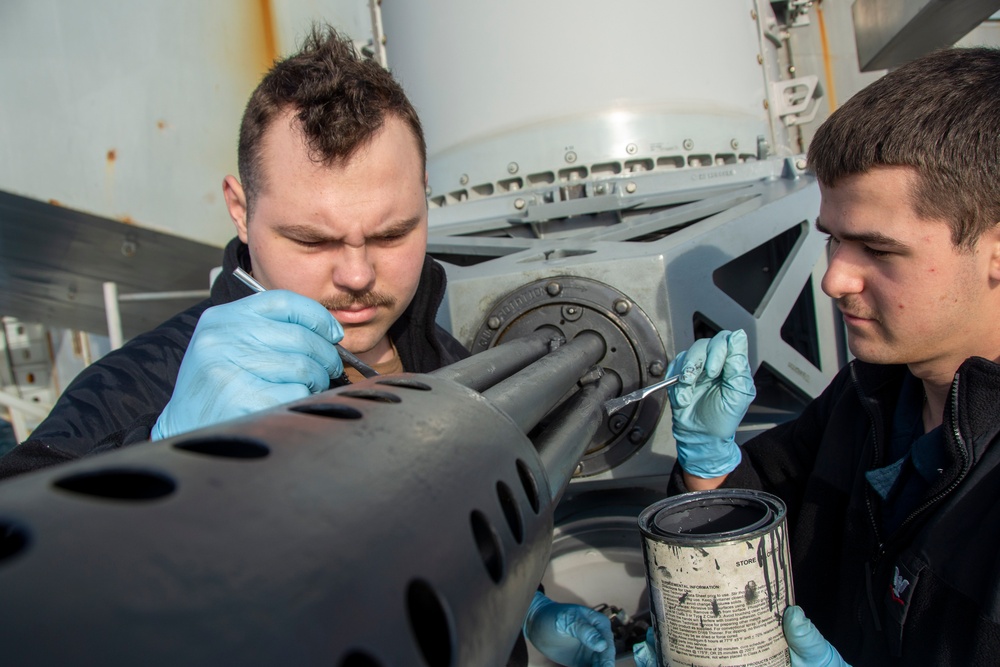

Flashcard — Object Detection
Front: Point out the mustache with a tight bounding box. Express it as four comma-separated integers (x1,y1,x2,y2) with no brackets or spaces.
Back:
320,291,396,311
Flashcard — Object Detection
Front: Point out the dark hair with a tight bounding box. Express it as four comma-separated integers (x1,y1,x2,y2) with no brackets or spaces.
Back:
237,24,426,219
807,47,1000,249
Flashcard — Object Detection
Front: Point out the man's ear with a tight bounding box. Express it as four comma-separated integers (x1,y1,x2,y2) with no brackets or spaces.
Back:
985,224,1000,284
223,175,249,243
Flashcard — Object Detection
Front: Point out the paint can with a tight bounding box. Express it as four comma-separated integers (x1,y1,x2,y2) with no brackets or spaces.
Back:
638,489,793,667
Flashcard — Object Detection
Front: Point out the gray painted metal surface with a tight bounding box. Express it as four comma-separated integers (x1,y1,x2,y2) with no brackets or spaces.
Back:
0,372,558,666
853,0,1000,71
0,191,221,338
432,156,841,484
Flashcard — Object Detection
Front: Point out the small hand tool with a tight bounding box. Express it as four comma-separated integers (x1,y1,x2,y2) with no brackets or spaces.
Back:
232,267,380,378
603,374,682,416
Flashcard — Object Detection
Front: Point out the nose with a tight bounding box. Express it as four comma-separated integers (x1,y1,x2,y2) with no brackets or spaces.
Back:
332,245,376,294
820,243,863,299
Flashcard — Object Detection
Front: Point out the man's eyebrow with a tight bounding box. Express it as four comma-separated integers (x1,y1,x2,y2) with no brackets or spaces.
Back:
272,217,423,241
814,218,908,249
373,216,423,237
273,223,331,241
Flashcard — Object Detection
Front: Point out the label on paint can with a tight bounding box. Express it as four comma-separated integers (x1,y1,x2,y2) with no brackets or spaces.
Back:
638,489,793,667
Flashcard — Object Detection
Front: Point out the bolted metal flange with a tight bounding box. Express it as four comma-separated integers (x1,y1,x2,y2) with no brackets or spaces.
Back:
472,276,667,476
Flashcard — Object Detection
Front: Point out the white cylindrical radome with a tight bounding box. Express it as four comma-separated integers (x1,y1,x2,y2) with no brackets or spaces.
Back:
381,0,788,206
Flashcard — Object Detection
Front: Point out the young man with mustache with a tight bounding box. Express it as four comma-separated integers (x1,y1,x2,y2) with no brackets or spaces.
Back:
0,27,467,470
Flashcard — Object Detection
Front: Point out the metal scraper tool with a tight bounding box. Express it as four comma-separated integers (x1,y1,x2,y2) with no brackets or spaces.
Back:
603,374,681,416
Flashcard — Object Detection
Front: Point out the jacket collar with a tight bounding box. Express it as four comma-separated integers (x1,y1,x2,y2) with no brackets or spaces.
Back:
950,356,1000,465
214,237,255,303
851,356,1000,488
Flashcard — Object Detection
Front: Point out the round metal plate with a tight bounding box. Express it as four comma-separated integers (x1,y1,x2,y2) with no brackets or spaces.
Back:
472,276,667,476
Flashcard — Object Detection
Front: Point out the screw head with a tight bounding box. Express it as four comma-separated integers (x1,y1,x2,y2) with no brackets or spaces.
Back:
613,298,631,315
564,151,577,164
514,198,526,210
682,139,694,151
459,173,469,185
625,182,637,194
609,414,628,433
546,281,562,296
487,317,501,330
795,158,807,170
626,143,638,155
507,162,519,174
649,360,665,377
730,138,740,150
121,240,137,257
629,427,646,444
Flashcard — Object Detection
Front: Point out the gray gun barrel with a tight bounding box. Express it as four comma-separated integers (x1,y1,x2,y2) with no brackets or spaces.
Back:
482,331,607,433
0,328,618,666
534,369,623,504
430,329,557,391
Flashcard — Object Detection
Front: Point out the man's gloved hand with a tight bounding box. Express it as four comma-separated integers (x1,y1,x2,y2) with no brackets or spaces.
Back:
667,329,756,478
523,592,615,667
152,290,345,440
783,606,851,667
632,626,657,667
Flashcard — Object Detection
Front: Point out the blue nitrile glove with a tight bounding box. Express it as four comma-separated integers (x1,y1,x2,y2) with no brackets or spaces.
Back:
151,290,344,440
523,592,616,667
667,329,756,478
783,606,851,667
632,626,657,667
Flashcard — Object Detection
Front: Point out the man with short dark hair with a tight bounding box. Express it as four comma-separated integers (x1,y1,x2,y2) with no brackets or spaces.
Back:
1,26,465,469
636,47,1000,666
